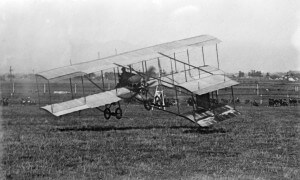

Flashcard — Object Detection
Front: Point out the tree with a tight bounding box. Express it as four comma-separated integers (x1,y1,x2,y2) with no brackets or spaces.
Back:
270,74,280,79
248,70,262,77
7,74,15,79
238,71,244,78
0,75,5,81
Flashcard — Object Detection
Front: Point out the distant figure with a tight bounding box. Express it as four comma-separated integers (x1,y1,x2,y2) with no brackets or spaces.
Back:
20,98,26,105
268,98,275,107
252,100,259,106
236,97,240,104
245,99,250,104
221,98,229,104
2,98,9,106
289,98,297,106
20,97,36,105
186,97,194,106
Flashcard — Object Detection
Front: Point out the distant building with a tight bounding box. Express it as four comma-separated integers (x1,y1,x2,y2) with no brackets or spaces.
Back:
0,75,5,81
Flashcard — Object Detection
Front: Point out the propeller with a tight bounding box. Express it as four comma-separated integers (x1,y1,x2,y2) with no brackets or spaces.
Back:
143,66,156,81
114,63,157,86
127,66,157,83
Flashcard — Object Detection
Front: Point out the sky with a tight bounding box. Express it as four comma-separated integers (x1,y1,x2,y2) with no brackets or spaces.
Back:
0,0,300,74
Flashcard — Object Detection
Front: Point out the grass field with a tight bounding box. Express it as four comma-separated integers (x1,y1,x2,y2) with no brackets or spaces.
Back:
1,79,300,179
1,103,300,179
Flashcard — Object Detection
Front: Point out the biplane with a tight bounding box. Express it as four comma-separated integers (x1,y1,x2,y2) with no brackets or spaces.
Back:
35,35,240,127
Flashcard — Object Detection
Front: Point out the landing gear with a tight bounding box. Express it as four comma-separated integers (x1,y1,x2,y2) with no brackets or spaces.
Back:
102,102,123,120
139,81,148,95
154,96,163,108
144,99,152,111
104,108,111,120
143,94,164,111
115,107,122,119
153,85,165,110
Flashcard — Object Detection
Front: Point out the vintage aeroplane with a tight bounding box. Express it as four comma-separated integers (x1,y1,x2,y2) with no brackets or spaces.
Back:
35,35,240,127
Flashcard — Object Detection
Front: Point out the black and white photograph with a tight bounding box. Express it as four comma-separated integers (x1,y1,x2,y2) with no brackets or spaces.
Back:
0,0,299,179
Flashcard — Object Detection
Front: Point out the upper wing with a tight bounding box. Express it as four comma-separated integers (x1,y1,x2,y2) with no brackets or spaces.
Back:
36,35,220,81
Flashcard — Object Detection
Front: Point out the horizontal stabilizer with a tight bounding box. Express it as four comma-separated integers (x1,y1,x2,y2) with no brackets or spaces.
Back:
214,105,240,121
183,105,239,127
184,110,216,127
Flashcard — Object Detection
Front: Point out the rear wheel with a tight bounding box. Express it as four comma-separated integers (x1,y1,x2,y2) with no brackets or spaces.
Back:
115,108,123,119
104,108,111,120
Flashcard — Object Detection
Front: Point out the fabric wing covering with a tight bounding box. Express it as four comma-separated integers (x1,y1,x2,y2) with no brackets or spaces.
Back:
181,75,239,95
41,88,130,116
36,35,221,81
184,105,240,127
161,65,239,95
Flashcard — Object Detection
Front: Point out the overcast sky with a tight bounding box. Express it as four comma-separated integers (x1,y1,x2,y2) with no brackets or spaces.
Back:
0,0,299,74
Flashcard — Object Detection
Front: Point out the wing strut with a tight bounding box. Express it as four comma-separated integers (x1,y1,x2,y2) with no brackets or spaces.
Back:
231,86,236,109
169,57,175,84
168,54,180,113
47,79,53,113
70,78,74,99
84,75,105,91
174,53,178,72
216,44,219,69
184,64,187,82
101,70,105,91
35,76,41,106
157,57,162,79
202,47,205,65
81,76,86,104
187,49,191,76
158,52,213,75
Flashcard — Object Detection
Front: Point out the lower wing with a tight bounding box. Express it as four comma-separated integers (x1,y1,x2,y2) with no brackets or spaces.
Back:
41,88,130,116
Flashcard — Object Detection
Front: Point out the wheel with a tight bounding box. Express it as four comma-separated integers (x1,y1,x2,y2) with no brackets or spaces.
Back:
156,99,164,108
115,108,122,119
104,108,111,120
144,100,152,111
155,96,160,103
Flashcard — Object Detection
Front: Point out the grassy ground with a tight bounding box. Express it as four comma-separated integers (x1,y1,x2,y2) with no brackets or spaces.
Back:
1,104,300,179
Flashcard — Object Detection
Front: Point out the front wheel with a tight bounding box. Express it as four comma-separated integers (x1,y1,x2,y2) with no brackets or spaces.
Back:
104,108,111,120
144,100,152,111
115,108,123,119
156,99,162,107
